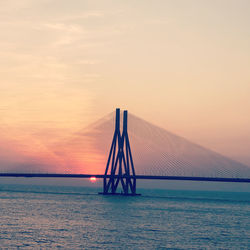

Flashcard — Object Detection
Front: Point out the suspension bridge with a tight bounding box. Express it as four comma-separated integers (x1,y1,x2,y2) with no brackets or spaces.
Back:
1,108,250,195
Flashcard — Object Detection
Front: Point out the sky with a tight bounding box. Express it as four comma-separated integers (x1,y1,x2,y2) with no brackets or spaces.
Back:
0,0,250,174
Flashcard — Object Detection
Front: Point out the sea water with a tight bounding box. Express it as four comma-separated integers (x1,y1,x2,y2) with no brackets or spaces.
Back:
0,184,249,249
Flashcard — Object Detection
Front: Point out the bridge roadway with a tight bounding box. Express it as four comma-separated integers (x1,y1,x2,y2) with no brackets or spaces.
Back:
0,173,249,183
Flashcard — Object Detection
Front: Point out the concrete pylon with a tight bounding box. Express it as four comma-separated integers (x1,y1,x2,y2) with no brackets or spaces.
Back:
100,108,139,195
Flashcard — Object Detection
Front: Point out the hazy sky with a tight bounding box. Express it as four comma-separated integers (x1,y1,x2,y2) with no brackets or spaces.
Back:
0,0,250,172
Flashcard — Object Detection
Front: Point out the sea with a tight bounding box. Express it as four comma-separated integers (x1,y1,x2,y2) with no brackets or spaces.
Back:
0,184,249,249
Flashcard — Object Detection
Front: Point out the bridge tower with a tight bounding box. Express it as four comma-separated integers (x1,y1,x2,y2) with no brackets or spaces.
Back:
100,108,139,195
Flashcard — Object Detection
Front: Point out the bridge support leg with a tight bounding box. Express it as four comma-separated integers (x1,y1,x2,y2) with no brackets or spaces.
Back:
99,109,140,196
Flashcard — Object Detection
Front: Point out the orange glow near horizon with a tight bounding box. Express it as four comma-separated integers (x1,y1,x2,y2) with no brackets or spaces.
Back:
90,177,97,183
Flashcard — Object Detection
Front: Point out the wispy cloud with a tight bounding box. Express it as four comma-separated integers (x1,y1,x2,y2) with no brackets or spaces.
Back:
58,11,105,22
42,22,83,33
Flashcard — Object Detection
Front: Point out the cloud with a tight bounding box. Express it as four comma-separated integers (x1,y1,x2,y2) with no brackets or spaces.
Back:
42,22,83,33
78,60,101,65
58,11,105,22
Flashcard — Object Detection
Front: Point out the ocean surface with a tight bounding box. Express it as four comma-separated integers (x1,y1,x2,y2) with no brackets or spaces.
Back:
0,184,249,249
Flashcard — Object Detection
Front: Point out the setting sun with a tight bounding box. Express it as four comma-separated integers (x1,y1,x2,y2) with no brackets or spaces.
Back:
89,177,97,183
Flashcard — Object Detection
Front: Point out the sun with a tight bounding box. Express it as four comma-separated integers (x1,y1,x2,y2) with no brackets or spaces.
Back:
89,177,97,183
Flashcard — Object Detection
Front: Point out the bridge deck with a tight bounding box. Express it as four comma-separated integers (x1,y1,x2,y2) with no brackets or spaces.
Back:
0,173,249,183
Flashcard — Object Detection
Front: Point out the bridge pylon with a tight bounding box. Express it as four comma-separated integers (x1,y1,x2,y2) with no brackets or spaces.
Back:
100,108,139,196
